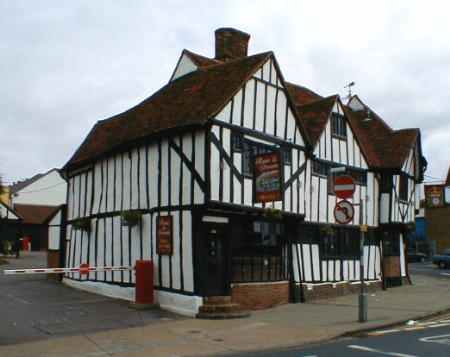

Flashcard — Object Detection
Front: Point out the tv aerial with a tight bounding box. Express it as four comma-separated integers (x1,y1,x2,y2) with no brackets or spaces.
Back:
344,81,355,100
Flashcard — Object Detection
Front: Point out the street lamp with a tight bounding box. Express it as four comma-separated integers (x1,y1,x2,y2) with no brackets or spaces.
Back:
359,196,368,323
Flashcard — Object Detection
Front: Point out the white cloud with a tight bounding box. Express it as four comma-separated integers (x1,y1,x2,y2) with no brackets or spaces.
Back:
1,0,449,183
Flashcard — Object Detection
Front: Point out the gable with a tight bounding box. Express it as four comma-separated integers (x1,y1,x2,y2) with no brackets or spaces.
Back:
348,96,365,111
169,51,198,82
12,170,66,206
213,56,306,146
314,100,368,169
401,140,420,179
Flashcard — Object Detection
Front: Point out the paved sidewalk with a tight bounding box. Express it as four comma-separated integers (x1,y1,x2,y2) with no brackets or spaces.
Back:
0,272,449,356
0,252,181,345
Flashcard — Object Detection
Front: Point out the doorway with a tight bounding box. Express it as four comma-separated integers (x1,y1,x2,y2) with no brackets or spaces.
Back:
203,222,229,296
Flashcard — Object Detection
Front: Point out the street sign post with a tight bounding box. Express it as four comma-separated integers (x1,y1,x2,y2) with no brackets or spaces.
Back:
331,173,367,323
334,175,355,199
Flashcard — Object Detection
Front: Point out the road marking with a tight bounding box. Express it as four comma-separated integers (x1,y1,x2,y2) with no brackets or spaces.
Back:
404,326,425,331
428,322,450,328
368,320,450,336
369,329,400,335
347,344,418,356
440,272,450,276
419,333,450,345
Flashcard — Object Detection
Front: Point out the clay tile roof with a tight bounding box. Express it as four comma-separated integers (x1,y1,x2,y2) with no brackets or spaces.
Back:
285,82,323,106
14,204,60,225
343,105,419,169
183,50,222,67
296,96,337,145
64,52,272,170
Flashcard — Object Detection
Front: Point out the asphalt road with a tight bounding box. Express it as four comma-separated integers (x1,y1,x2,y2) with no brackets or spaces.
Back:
0,252,181,345
231,325,450,356
409,261,450,279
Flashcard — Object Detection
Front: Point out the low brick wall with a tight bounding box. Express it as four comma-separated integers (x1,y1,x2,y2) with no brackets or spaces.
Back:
231,281,289,310
301,280,383,301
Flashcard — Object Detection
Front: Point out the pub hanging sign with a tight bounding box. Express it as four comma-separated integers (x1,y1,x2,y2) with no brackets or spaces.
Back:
425,185,444,208
157,215,173,255
254,151,283,203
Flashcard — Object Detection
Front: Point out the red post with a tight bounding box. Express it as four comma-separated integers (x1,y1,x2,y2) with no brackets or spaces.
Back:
134,260,154,306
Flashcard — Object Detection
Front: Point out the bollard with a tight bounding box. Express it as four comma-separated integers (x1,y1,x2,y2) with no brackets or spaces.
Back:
130,260,156,309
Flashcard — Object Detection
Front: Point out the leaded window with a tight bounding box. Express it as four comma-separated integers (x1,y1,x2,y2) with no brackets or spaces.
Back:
399,174,409,201
331,113,347,138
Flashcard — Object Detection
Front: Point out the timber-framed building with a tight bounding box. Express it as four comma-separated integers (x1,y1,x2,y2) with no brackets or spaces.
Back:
61,28,426,316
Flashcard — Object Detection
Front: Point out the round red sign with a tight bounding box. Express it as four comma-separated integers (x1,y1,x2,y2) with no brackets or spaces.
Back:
333,175,355,199
80,263,90,275
334,200,354,224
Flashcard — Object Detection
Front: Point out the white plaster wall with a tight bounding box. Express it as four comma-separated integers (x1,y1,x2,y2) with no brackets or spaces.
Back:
13,170,67,206
171,54,198,81
63,278,203,317
48,210,62,250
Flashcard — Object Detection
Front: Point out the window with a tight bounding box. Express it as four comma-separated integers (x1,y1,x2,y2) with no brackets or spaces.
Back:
399,174,409,201
242,138,275,177
231,132,243,152
382,232,400,256
331,113,347,138
312,160,329,177
231,220,288,282
282,147,292,165
348,169,367,186
321,227,360,259
311,160,336,194
380,174,392,193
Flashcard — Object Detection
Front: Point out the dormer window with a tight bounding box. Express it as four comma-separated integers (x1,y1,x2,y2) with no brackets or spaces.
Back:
331,113,347,139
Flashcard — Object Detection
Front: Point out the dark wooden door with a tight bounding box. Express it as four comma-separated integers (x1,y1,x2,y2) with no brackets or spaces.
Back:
203,223,228,296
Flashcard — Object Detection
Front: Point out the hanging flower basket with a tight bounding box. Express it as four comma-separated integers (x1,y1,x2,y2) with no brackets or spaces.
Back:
72,218,91,232
121,210,142,227
263,208,283,220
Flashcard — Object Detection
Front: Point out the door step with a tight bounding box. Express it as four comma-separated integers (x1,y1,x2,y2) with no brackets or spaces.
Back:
197,296,250,319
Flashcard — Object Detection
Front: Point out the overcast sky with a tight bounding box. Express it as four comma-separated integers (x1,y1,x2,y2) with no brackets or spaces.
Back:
1,1,449,185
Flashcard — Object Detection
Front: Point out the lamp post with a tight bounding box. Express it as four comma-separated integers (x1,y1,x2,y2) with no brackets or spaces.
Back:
359,196,368,323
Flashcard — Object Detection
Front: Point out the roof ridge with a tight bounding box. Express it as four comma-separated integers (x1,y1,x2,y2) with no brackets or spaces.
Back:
183,49,222,66
296,94,338,108
286,81,322,95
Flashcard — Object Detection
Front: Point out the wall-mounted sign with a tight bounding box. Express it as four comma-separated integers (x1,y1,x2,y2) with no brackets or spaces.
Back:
254,152,282,203
445,186,450,205
333,175,355,199
425,185,444,208
334,199,354,224
157,215,173,255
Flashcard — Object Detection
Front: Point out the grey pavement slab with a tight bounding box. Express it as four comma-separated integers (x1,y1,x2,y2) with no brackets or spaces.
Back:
0,252,182,345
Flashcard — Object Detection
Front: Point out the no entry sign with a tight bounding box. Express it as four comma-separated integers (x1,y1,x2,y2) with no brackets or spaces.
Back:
334,200,354,224
333,175,355,199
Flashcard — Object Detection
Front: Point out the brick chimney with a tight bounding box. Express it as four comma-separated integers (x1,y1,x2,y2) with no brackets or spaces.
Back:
215,28,250,61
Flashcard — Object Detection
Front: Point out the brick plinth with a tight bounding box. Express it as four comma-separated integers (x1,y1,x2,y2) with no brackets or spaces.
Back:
231,281,289,310
301,281,383,301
